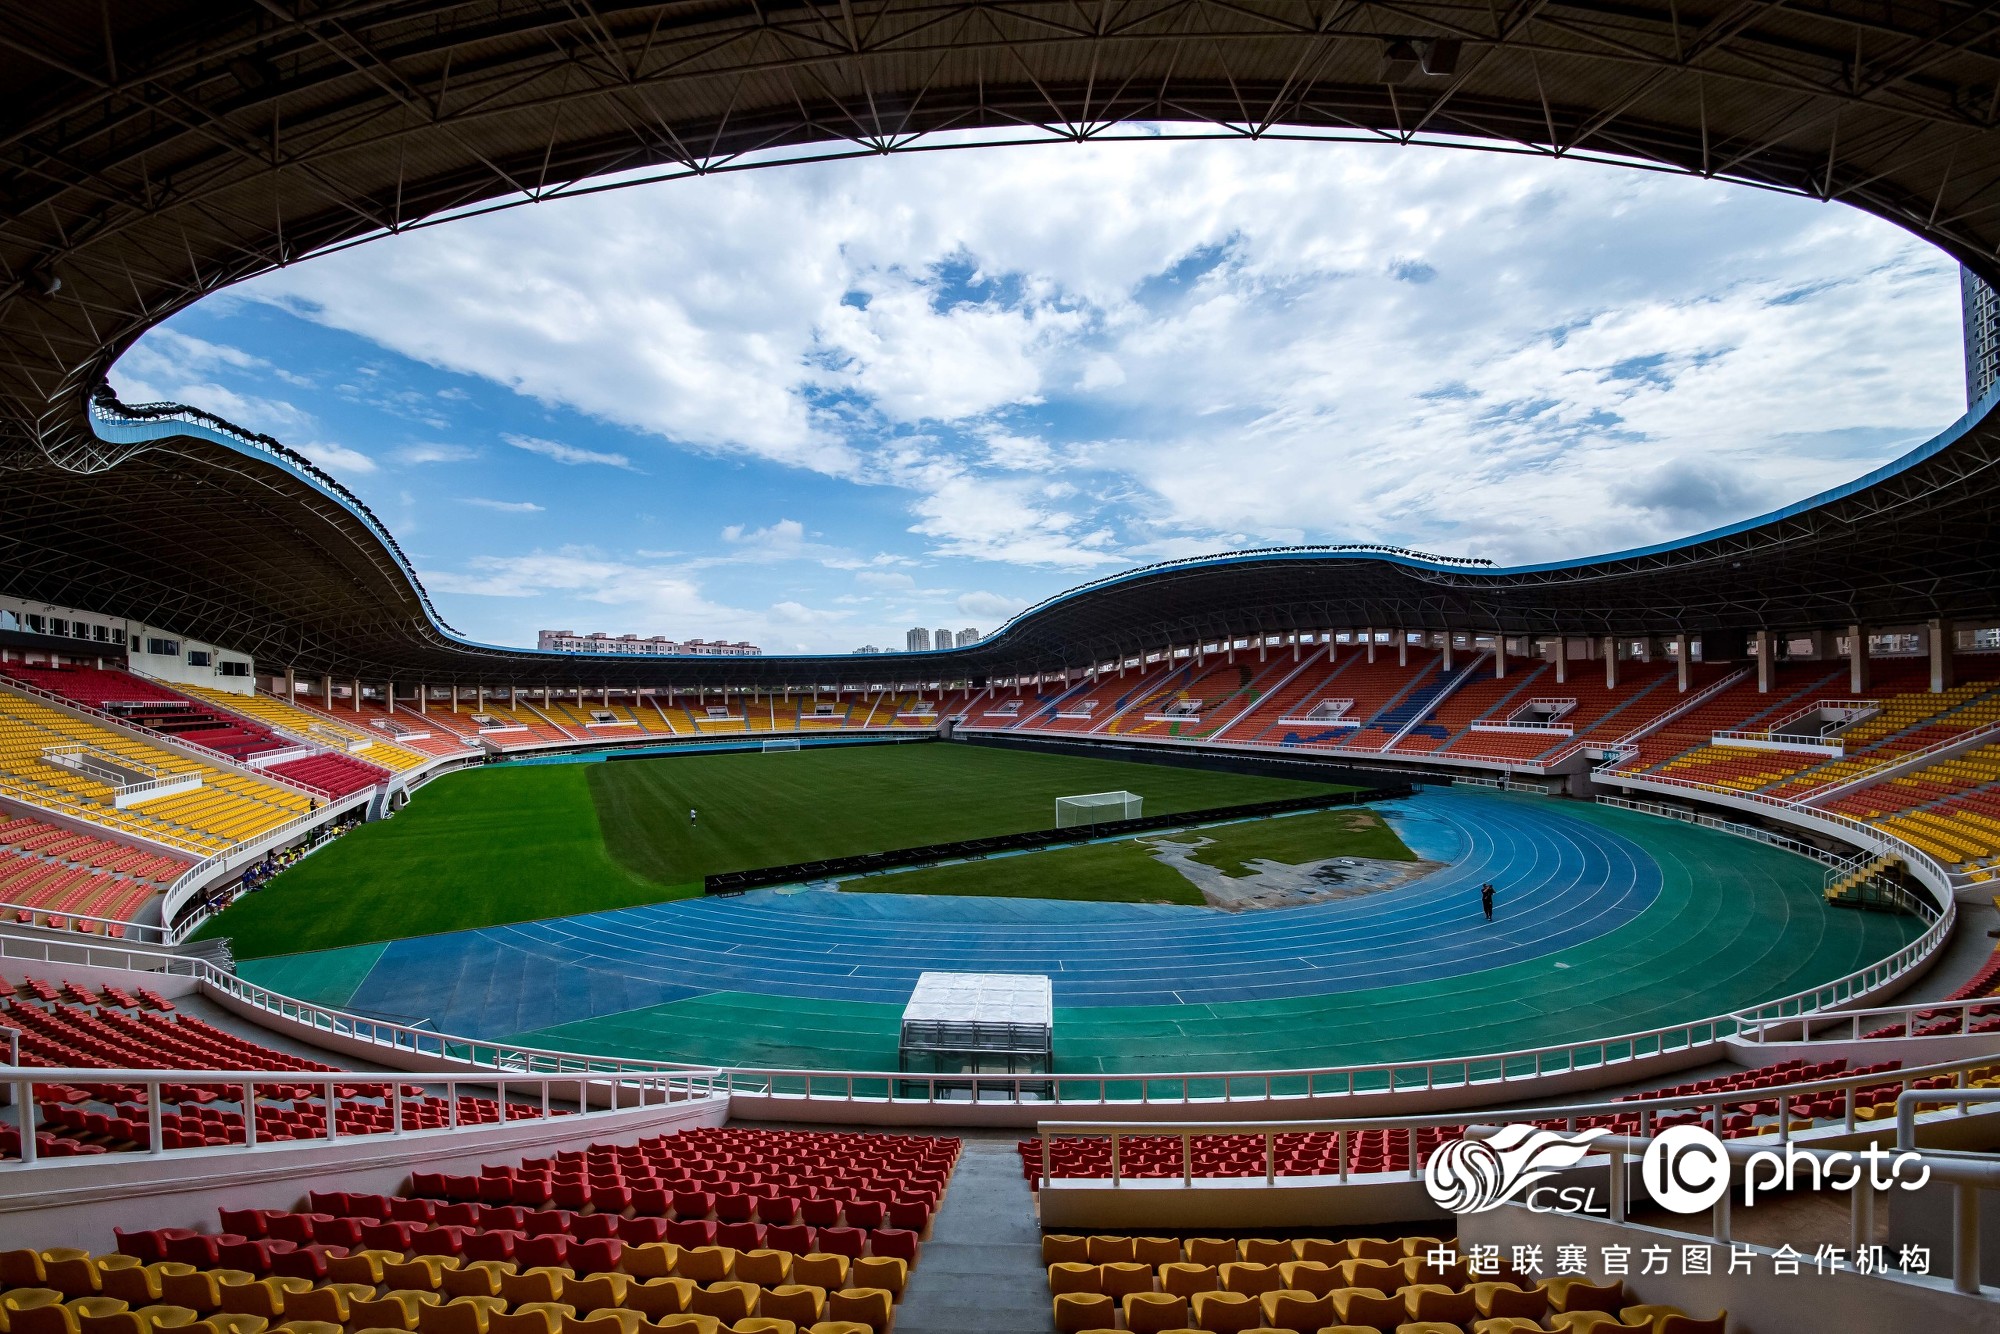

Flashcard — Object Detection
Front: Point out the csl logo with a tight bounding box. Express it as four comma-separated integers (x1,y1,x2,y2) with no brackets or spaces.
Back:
1423,1124,1611,1214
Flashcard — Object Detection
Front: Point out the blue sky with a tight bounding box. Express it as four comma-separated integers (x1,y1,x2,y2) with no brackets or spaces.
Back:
112,136,1964,654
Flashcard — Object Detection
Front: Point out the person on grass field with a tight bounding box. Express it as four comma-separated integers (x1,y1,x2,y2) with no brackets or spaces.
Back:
689,807,698,827
1481,882,1495,921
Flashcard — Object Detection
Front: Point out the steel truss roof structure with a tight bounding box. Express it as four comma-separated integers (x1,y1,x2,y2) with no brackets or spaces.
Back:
5,1,2000,689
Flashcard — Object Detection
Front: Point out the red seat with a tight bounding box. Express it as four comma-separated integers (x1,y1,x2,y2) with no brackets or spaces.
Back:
568,1239,622,1275
463,1230,520,1264
670,1191,714,1219
515,1235,569,1269
799,1198,842,1227
814,1227,865,1258
755,1196,801,1225
522,1211,571,1238
664,1221,716,1248
868,1229,919,1262
843,1202,885,1230
569,1215,619,1242
764,1225,815,1255
616,1218,670,1245
411,1225,470,1257
714,1223,765,1251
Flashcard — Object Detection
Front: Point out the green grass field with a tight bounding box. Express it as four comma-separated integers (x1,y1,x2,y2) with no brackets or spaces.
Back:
205,741,1355,957
862,807,1415,904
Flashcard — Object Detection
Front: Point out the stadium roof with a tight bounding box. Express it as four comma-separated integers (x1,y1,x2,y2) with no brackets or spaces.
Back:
5,1,2000,687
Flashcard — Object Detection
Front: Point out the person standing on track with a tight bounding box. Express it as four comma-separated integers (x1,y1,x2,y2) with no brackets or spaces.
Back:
1481,882,1495,921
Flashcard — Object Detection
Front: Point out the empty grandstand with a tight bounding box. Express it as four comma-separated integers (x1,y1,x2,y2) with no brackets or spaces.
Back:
4,6,2000,1332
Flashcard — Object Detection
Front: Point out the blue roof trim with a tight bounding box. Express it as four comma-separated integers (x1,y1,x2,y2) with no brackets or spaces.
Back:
92,385,2000,665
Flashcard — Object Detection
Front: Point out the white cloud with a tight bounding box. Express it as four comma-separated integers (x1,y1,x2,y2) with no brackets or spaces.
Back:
461,497,545,513
295,440,378,475
504,433,634,470
398,443,478,464
193,135,1958,578
856,571,916,589
957,590,1026,619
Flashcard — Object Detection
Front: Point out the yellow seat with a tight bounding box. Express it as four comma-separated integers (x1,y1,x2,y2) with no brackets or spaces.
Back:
1098,1261,1152,1298
1348,1239,1405,1263
0,1253,51,1288
158,1274,255,1318
644,1319,717,1334
731,1252,790,1288
622,1281,693,1321
1618,1306,1688,1331
788,1257,848,1292
80,1305,200,1334
1185,1238,1239,1266
218,1281,310,1323
383,1262,459,1294
1471,1284,1548,1321
687,1286,757,1326
799,1325,868,1334
325,1252,405,1287
416,1299,508,1334
1121,1292,1188,1334
188,1317,266,1334
1337,1261,1402,1294
1472,1320,1551,1334
43,1258,104,1299
1132,1238,1182,1267
497,1270,567,1308
440,1266,511,1300
1332,1287,1408,1330
345,1294,439,1333
1191,1291,1264,1334
1047,1262,1099,1295
821,1293,889,1334
561,1278,631,1315
100,1266,187,1309
847,1259,904,1298
675,1249,736,1285
487,1304,569,1334
1276,1261,1338,1296
1396,1323,1463,1334
618,1246,680,1281
560,1313,641,1334
1085,1237,1136,1264
1158,1263,1217,1298
1040,1237,1090,1265
1051,1293,1112,1334
754,1290,822,1327
1242,1239,1294,1265
725,1321,794,1334
1544,1279,1626,1314
1220,1262,1282,1296
1404,1285,1478,1325
274,1322,342,1334
1260,1290,1335,1333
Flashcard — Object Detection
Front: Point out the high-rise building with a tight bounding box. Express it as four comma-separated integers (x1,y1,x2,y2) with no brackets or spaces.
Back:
905,627,931,652
1962,267,2000,408
934,627,953,651
956,627,980,647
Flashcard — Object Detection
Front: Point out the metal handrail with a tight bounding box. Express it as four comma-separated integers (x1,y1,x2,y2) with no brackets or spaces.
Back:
1738,996,2000,1044
1032,1052,2000,1188
3,1064,723,1167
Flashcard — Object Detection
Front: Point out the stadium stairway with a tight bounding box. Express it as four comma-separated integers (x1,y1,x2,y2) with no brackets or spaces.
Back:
1339,653,1489,751
887,1136,1045,1334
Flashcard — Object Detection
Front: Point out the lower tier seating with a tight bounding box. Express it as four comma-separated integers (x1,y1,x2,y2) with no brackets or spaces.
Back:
0,1127,959,1334
1040,1233,1726,1333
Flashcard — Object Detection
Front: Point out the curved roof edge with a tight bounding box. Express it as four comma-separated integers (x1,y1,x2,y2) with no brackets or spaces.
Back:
89,382,2000,670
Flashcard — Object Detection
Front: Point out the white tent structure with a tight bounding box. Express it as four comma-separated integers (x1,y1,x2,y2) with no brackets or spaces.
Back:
898,972,1054,1100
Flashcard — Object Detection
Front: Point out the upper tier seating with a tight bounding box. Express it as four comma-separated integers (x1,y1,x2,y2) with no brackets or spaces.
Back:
1036,1232,1729,1334
0,691,310,854
1756,673,2000,800
1341,659,1492,751
1249,655,1435,751
0,816,183,933
1621,662,1849,773
1393,660,1551,754
1446,660,1696,764
176,686,433,772
0,666,297,765
273,695,473,758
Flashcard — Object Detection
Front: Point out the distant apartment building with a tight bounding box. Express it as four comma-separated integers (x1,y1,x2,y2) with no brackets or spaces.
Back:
905,627,931,652
1965,266,2000,408
852,644,884,654
538,630,761,656
933,627,952,650
955,627,981,647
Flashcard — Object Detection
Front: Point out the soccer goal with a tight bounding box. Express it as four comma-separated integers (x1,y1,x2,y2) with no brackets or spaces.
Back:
762,737,801,752
1055,790,1142,828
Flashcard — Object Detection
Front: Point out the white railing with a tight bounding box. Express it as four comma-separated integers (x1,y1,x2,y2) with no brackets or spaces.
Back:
1032,1052,2000,1188
1470,718,1574,734
38,745,198,807
0,899,170,944
158,800,373,941
1757,698,1879,735
3,1064,723,1167
1737,995,2000,1044
1710,729,1843,756
0,786,212,858
1594,796,1855,872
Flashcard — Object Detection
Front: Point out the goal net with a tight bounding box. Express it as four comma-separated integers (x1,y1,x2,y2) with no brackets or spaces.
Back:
1055,790,1142,828
762,737,801,752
